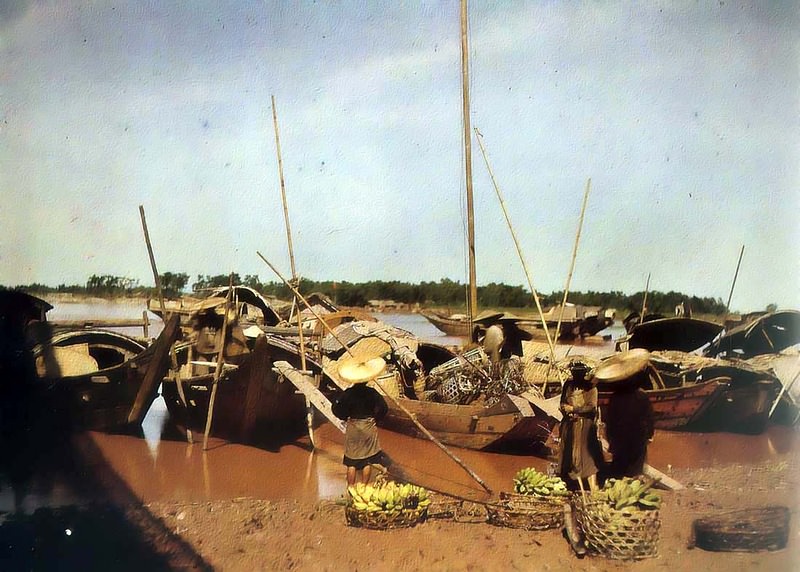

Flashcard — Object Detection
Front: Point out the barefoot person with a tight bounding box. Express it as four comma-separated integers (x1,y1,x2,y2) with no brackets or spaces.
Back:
332,357,389,486
558,361,603,492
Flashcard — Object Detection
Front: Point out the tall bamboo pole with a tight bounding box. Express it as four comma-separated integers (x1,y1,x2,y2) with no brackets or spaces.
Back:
270,95,314,446
554,179,591,343
460,0,478,329
473,129,557,365
726,244,745,313
257,251,492,494
639,273,651,325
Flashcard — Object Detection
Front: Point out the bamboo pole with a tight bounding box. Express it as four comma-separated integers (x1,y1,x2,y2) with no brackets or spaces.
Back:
257,251,492,494
139,206,167,317
460,0,478,329
725,244,745,313
271,95,315,446
202,274,234,450
139,205,192,442
473,129,557,366
639,273,651,325
554,179,591,343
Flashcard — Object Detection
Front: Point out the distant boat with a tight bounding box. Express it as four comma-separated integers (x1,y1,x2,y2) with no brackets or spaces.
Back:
420,310,472,337
517,305,615,341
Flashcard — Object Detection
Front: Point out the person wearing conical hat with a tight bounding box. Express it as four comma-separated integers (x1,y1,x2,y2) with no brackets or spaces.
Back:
557,361,603,492
332,357,389,486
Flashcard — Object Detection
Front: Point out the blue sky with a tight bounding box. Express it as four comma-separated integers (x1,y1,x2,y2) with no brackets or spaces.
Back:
1,0,797,312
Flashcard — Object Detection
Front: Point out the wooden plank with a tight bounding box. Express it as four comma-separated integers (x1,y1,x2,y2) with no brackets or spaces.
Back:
643,463,684,490
273,361,346,433
127,314,180,425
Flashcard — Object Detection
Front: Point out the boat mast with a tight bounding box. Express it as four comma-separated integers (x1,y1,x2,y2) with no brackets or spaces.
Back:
460,0,478,329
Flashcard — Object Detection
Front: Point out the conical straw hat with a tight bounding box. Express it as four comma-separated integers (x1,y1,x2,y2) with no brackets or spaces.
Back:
338,356,387,384
593,348,651,383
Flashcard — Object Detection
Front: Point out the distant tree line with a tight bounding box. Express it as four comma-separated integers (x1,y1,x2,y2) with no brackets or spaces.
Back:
3,273,751,316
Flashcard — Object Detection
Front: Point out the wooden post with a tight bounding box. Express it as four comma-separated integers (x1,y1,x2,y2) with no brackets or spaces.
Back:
139,204,192,442
460,0,478,329
203,275,234,450
142,310,149,338
127,314,181,425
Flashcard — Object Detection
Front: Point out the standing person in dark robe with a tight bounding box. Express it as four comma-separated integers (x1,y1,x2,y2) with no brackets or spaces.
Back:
604,370,655,478
332,357,389,486
557,362,603,492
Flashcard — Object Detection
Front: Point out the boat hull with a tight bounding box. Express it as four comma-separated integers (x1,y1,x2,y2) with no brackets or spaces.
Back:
380,393,559,452
598,378,725,431
161,335,320,444
420,311,472,337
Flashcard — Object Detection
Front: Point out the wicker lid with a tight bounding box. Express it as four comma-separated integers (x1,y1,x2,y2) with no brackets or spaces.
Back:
338,356,387,384
593,349,651,383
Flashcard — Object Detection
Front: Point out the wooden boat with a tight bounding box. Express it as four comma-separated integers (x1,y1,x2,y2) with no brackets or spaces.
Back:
517,305,614,341
147,285,283,330
646,350,781,434
420,310,472,337
615,317,724,353
705,310,800,359
27,316,181,431
1,290,180,431
320,321,561,453
159,332,335,444
381,392,560,452
597,377,727,431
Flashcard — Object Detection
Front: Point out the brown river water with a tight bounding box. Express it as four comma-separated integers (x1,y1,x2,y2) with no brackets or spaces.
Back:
2,301,797,513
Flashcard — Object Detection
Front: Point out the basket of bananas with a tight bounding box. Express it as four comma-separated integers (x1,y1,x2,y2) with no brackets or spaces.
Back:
345,480,431,529
486,468,570,530
576,477,662,560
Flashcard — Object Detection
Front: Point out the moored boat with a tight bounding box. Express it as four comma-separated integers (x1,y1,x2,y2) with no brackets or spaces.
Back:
420,310,472,337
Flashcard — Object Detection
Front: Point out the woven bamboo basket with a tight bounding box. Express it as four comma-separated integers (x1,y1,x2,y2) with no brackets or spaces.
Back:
575,499,661,560
486,492,566,531
691,506,790,552
345,505,427,530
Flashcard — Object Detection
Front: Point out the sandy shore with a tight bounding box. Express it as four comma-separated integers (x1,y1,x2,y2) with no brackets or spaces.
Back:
141,450,798,571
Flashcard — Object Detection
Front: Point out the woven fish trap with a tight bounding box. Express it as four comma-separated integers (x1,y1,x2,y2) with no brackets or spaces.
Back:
345,505,427,529
486,492,565,531
691,506,790,553
576,499,661,560
425,492,462,520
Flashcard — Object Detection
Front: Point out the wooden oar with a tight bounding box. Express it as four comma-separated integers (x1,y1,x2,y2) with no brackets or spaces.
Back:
257,251,492,494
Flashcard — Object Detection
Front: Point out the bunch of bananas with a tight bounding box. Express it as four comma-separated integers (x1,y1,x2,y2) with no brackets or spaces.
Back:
513,467,569,497
592,477,661,510
347,480,431,514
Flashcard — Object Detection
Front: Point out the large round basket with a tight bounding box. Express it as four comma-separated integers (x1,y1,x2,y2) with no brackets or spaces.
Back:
575,499,661,560
345,505,427,530
692,506,790,553
486,492,566,531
